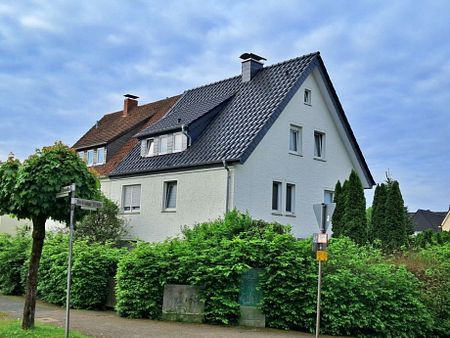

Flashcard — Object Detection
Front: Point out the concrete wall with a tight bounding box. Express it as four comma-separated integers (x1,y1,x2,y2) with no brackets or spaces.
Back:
101,167,228,242
233,71,365,238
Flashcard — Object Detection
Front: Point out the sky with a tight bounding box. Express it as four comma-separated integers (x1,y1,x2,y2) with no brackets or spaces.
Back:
0,0,449,212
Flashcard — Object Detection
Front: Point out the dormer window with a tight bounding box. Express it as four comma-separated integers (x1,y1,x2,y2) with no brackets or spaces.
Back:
160,135,169,154
173,133,183,152
145,139,155,156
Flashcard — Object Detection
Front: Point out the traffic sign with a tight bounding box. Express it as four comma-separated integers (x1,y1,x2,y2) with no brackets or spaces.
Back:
71,198,103,211
313,203,336,232
316,251,328,262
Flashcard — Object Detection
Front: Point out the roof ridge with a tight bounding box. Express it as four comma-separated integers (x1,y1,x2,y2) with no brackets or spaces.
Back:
184,52,320,93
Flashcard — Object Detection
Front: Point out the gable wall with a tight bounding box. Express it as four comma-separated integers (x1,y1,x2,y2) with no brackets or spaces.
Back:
233,71,362,238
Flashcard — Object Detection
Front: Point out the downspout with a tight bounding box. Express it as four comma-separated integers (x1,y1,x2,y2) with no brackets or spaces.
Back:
222,159,230,213
181,124,192,147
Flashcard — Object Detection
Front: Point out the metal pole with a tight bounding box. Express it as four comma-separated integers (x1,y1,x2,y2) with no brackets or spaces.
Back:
315,259,322,338
65,183,76,338
315,203,326,338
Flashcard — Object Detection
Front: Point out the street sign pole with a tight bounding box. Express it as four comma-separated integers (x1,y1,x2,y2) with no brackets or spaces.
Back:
315,203,326,338
65,183,76,338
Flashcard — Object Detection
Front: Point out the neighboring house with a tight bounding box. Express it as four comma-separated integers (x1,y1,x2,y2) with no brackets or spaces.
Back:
101,52,374,242
73,94,181,176
409,209,447,233
442,207,450,231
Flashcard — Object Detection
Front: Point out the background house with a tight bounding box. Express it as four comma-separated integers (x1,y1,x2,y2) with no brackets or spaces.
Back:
409,208,448,233
103,52,374,242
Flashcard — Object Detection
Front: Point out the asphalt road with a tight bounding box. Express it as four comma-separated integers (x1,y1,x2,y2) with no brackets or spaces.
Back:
0,295,340,338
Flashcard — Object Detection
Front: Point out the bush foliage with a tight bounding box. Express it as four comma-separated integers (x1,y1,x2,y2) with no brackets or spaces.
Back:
115,211,442,337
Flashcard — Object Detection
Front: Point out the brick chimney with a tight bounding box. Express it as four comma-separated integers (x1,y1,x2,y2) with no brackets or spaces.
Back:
240,53,266,82
123,94,139,117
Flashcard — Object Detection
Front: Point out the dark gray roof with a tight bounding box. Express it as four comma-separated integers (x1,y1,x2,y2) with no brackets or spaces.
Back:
110,52,375,186
410,209,447,232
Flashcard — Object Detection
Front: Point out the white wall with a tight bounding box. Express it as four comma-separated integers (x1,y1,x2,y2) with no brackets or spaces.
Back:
233,70,367,238
0,215,64,235
101,167,228,242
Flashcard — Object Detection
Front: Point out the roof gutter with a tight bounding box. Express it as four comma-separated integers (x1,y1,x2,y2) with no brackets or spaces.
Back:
181,124,192,147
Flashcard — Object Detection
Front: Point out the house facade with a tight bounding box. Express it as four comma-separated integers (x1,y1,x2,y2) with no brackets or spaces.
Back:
104,52,374,241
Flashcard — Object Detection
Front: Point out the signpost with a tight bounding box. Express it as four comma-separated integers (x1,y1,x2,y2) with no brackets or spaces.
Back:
312,203,335,338
56,184,103,338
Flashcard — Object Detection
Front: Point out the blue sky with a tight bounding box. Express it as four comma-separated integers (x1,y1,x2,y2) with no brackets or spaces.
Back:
0,0,449,211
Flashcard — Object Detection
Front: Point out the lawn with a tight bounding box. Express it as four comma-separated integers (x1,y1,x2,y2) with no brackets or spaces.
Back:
0,319,92,338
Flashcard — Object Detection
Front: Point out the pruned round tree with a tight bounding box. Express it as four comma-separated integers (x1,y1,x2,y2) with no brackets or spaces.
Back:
0,142,99,329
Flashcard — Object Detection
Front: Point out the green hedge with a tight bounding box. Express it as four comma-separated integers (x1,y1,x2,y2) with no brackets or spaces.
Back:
37,234,125,309
115,211,439,337
0,232,30,295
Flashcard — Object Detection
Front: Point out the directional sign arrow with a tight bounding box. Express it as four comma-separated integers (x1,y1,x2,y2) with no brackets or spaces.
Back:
71,198,103,211
56,185,73,198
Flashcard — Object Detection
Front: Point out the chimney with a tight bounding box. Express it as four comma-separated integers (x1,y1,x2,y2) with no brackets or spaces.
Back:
240,53,266,82
123,94,139,117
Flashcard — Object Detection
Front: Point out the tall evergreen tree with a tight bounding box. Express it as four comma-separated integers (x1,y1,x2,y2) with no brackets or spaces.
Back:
341,170,367,244
370,183,388,242
331,180,344,236
383,180,407,251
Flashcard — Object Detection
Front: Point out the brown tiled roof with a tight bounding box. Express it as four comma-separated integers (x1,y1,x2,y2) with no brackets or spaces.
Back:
73,95,181,149
73,95,181,176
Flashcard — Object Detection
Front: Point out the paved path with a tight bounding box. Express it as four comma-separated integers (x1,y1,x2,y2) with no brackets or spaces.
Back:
0,295,338,338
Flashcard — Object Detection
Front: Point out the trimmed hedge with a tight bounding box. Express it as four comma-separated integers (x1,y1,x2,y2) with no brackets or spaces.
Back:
37,234,125,309
115,211,439,337
0,232,30,295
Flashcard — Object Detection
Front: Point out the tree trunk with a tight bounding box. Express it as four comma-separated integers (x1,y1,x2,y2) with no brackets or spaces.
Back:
22,216,46,330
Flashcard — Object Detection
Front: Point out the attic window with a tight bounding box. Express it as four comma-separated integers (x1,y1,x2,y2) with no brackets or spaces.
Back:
304,89,311,105
145,139,155,156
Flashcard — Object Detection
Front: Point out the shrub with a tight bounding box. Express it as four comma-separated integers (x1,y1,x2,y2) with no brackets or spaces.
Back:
0,231,30,295
37,234,124,309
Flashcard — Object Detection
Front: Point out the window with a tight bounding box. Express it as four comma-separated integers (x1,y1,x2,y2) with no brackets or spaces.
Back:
160,135,169,154
122,185,141,212
145,139,155,156
324,190,334,204
77,151,84,160
96,147,105,165
173,133,183,152
164,181,177,210
272,181,282,212
304,89,311,105
86,149,94,166
314,131,325,159
289,125,301,154
286,183,295,213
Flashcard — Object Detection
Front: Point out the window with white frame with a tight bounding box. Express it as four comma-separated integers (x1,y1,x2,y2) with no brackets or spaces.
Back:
289,125,302,154
96,147,105,165
159,135,169,154
304,88,311,105
286,183,296,213
86,149,94,166
145,138,155,156
122,185,141,212
163,181,177,210
173,133,183,152
314,131,325,159
78,151,84,160
272,181,282,212
324,190,334,204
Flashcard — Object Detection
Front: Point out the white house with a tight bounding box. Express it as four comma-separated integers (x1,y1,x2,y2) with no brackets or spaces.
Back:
101,52,374,241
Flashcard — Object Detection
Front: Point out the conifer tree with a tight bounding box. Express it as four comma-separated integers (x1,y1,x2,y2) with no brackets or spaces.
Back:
383,180,407,251
331,180,344,236
341,170,367,244
370,183,388,242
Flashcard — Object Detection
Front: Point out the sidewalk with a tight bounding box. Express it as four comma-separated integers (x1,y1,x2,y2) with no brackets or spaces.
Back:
0,295,341,338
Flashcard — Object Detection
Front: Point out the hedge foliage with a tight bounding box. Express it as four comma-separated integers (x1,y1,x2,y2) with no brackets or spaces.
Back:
0,231,30,295
37,234,125,309
115,211,442,337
